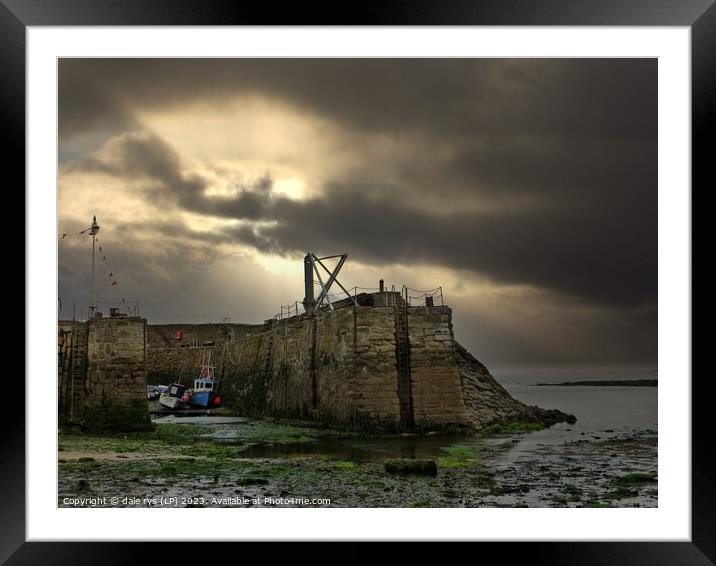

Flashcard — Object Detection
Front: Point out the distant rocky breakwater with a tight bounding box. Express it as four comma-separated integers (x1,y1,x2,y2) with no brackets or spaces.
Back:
535,379,657,387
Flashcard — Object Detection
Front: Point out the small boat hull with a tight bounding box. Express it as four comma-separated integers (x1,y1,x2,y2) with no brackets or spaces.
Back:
159,396,184,410
187,390,221,408
158,383,187,410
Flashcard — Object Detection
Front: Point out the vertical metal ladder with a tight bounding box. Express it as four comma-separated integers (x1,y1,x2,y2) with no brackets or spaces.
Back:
310,315,319,410
394,300,414,430
69,320,89,423
262,329,275,379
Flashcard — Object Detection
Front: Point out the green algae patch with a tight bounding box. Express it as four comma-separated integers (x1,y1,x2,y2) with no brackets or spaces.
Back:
441,444,483,459
177,443,251,460
232,420,331,445
438,444,483,469
58,418,352,467
58,422,215,457
81,399,153,433
438,457,471,469
615,472,657,486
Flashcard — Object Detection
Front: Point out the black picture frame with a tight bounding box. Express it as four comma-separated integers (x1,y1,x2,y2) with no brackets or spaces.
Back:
8,1,709,563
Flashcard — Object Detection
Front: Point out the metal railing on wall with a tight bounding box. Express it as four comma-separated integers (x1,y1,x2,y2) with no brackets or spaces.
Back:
270,301,306,324
93,299,140,318
402,286,444,307
270,283,444,322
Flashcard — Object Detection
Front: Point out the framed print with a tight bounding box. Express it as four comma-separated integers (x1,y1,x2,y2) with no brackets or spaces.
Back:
8,0,710,563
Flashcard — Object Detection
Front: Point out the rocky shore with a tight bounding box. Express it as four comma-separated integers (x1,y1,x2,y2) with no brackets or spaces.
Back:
57,416,656,508
455,342,577,428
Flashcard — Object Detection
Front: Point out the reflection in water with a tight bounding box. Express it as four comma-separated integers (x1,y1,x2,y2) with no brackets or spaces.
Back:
238,433,481,462
235,385,656,463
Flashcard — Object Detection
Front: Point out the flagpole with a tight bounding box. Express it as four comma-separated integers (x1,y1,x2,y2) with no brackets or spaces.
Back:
89,215,100,318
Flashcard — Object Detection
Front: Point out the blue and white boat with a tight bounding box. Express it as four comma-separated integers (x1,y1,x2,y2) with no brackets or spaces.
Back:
186,351,222,409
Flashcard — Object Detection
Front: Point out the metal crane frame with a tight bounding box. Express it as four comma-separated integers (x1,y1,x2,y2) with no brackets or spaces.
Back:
302,252,356,313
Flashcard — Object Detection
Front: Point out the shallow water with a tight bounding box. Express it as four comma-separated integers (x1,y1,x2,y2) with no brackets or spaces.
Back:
154,415,248,426
505,383,657,435
150,381,656,448
162,383,656,458
239,433,477,462
479,383,657,507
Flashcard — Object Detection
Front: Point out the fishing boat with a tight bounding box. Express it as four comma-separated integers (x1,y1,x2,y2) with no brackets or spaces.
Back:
147,384,166,401
158,382,187,410
186,350,222,409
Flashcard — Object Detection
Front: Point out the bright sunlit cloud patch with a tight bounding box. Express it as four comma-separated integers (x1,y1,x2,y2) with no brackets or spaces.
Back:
272,177,306,200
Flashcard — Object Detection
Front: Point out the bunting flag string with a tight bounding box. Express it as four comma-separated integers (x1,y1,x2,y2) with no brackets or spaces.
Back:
59,226,93,239
95,236,120,288
59,218,122,289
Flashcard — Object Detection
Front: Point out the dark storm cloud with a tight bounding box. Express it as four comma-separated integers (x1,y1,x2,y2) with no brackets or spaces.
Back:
58,58,655,143
65,126,656,309
58,57,657,364
244,185,655,309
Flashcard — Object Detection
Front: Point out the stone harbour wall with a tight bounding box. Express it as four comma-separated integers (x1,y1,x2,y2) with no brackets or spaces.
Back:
146,322,263,383
58,317,152,431
147,322,261,349
142,297,574,432
215,306,401,430
343,306,401,427
407,307,472,428
59,299,575,432
83,317,152,431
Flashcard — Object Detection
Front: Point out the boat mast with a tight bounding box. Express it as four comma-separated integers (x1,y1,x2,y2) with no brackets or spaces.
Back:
88,215,100,318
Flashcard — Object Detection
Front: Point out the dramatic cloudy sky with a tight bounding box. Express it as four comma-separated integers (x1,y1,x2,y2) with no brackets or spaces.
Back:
58,58,657,368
